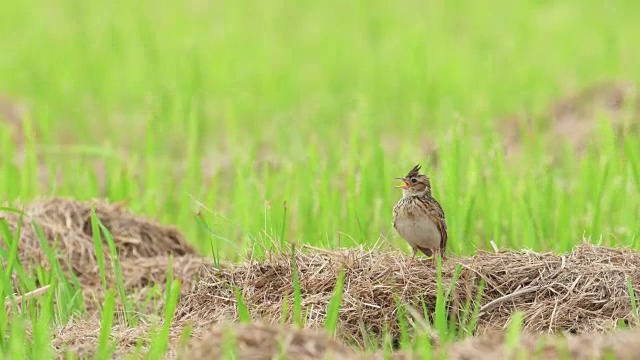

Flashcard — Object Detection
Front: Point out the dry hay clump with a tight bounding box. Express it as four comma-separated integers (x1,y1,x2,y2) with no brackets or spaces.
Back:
0,197,208,292
176,243,640,348
81,254,210,315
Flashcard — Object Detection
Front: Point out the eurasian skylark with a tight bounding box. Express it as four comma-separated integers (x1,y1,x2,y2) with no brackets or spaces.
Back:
392,164,448,266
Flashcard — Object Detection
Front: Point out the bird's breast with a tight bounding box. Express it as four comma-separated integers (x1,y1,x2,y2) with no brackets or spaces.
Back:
393,201,441,249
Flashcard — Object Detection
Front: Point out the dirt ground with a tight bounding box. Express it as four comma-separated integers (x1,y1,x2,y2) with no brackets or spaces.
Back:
179,323,640,360
54,318,640,359
2,198,640,359
499,80,640,159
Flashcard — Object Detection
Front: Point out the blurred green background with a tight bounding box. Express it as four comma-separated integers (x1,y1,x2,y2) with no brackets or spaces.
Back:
1,0,639,260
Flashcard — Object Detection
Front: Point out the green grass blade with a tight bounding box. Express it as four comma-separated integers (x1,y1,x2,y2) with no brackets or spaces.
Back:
0,272,7,350
324,268,346,335
164,254,175,306
90,209,108,292
280,292,289,326
147,278,181,360
97,220,135,326
96,289,116,359
279,200,288,248
624,139,640,191
433,255,447,338
627,276,639,325
505,311,524,359
32,279,55,359
234,287,252,323
290,244,302,327
31,220,82,322
591,158,610,237
8,312,27,359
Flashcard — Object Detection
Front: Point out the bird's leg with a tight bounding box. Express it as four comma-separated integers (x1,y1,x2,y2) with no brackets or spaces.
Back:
408,248,417,269
431,248,439,266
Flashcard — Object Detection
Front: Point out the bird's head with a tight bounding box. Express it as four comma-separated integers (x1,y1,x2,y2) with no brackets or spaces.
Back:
395,164,432,197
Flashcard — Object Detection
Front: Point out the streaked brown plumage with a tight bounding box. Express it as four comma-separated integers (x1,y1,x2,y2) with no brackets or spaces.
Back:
392,164,448,266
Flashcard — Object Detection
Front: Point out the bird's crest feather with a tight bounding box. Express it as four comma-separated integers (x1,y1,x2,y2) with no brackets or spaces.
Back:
406,164,422,178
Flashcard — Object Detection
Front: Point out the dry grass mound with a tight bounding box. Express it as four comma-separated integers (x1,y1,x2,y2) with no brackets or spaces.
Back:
0,197,206,292
176,243,640,348
81,254,210,314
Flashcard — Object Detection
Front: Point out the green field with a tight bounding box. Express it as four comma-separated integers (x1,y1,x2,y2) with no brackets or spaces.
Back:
2,0,640,358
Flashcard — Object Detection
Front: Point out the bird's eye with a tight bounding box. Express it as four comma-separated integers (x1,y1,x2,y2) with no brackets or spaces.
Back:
410,178,417,183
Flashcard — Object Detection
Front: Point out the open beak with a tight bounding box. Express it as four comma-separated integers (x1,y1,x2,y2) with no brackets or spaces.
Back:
394,177,409,189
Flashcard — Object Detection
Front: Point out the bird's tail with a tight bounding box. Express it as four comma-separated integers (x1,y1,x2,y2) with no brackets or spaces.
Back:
416,246,433,257
417,246,446,259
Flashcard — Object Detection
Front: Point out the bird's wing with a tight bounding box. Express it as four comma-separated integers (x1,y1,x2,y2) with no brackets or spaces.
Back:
430,200,448,255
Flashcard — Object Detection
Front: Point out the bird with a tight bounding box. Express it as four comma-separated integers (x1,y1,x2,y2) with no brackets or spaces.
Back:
392,164,448,267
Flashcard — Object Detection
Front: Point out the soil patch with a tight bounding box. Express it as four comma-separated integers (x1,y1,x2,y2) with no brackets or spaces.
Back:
176,243,640,348
179,322,359,360
443,327,640,360
500,80,639,157
0,93,28,147
56,320,640,360
53,320,359,360
184,324,640,360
